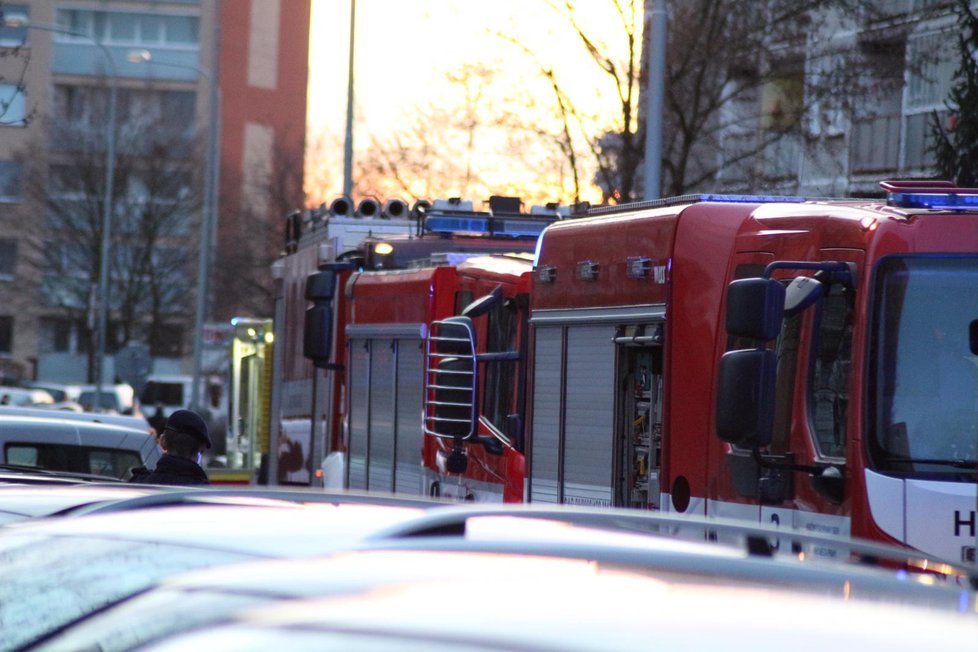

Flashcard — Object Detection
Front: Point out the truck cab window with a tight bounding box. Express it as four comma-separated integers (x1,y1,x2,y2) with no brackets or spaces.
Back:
770,312,803,455
870,256,978,478
483,298,518,434
810,284,853,459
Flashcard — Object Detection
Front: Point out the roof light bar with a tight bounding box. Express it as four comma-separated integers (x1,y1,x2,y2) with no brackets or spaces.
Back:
697,193,806,204
587,193,805,217
885,191,978,210
424,215,554,238
880,180,978,210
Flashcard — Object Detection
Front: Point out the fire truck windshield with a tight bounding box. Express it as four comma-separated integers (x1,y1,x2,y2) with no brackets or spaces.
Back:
870,256,978,480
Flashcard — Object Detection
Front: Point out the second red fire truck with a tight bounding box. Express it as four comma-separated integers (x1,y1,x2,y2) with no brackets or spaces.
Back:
272,196,561,495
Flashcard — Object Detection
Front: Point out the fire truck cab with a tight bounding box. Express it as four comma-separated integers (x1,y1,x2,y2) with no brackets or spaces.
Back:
432,182,978,563
350,254,533,502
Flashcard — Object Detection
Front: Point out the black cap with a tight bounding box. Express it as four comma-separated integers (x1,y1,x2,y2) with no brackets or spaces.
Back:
165,409,211,449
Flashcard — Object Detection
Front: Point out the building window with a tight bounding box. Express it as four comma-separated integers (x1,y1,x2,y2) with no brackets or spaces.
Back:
160,90,196,129
0,316,12,355
904,31,956,170
0,161,21,201
47,240,89,277
0,84,26,127
0,239,16,280
39,317,73,353
760,65,804,180
0,4,29,47
56,9,199,47
117,88,196,131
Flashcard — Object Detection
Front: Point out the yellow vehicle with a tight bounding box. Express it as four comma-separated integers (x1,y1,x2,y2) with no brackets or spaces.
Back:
212,318,273,485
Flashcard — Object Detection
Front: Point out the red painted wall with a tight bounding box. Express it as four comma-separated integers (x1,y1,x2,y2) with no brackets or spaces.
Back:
216,0,311,319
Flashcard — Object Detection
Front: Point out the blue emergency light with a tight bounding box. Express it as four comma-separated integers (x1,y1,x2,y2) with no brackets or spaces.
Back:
424,215,554,238
880,180,978,210
697,193,806,204
587,193,807,218
885,191,978,210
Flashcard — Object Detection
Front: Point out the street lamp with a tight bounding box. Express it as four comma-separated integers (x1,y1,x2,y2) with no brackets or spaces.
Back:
128,49,220,413
643,0,667,200
3,13,117,408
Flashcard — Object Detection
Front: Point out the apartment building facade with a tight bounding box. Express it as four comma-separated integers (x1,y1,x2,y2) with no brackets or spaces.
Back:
0,0,309,385
709,0,958,197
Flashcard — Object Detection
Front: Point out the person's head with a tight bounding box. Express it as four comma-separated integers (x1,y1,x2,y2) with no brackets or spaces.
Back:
160,409,211,460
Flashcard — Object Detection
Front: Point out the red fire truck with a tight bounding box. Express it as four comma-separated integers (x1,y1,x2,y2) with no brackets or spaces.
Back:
426,181,978,563
272,196,561,496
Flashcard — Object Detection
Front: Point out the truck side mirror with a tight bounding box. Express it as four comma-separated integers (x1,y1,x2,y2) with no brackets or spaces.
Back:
303,270,337,368
461,285,503,318
424,317,478,440
783,275,824,317
716,348,777,447
726,278,785,341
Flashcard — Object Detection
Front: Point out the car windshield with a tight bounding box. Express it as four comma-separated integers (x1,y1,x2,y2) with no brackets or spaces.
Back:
869,256,978,478
0,534,254,650
30,589,269,652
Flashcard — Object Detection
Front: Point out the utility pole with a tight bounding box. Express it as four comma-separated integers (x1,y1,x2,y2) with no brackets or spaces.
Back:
643,0,667,200
343,0,356,198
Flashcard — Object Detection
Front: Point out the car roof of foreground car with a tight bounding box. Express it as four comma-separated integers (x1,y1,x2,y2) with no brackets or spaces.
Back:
39,547,978,652
0,482,162,524
0,500,431,651
362,503,978,581
0,482,448,526
83,508,977,608
0,467,118,486
1,499,428,553
22,505,978,651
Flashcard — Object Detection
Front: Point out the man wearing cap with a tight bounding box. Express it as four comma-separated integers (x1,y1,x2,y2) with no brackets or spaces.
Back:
129,409,211,485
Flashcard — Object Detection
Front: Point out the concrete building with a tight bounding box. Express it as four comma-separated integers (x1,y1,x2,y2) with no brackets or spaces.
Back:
0,0,309,386
703,1,957,197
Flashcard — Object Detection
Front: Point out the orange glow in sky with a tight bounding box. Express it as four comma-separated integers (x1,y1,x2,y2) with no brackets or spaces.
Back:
306,0,641,205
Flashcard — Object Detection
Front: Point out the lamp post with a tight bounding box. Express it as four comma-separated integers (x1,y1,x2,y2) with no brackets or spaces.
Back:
4,14,117,408
643,0,667,200
128,49,220,412
343,0,356,198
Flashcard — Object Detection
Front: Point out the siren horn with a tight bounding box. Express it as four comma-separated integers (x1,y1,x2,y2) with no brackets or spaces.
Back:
382,198,408,220
329,196,353,217
356,197,380,219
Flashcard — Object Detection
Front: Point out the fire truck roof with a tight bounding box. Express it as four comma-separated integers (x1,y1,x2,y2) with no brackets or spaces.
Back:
582,180,978,218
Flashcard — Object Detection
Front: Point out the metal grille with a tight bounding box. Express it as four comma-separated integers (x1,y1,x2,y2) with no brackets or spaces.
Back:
423,318,477,440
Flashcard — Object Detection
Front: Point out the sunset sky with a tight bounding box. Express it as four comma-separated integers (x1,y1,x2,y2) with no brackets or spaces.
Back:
305,0,642,205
